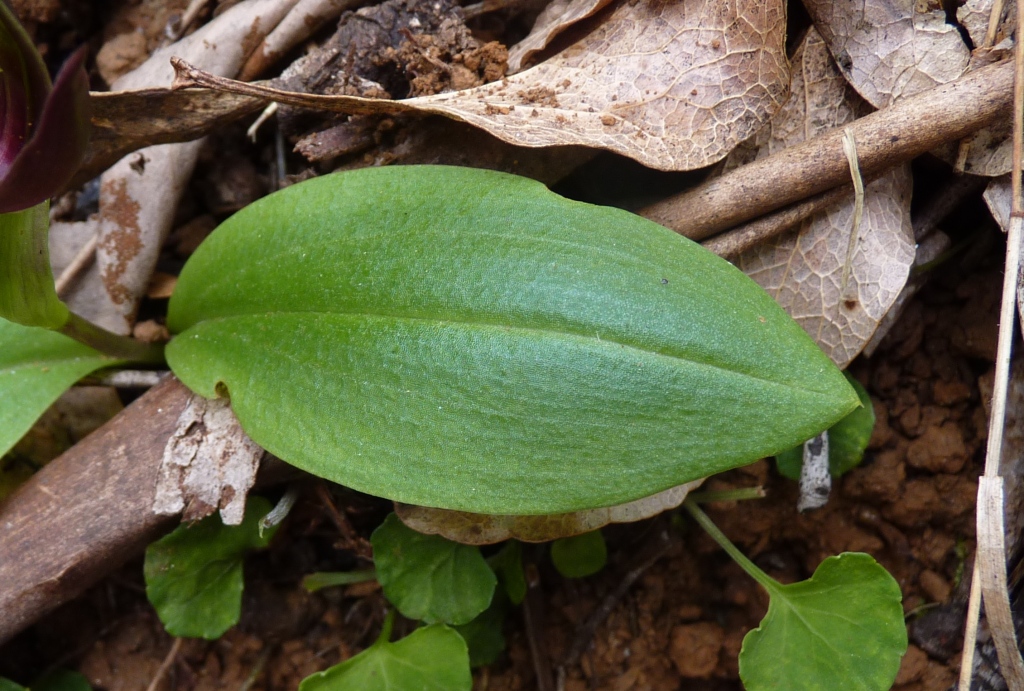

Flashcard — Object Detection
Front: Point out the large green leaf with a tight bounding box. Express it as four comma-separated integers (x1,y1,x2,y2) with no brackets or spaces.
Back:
739,552,907,691
0,316,117,459
0,204,68,328
167,165,858,514
371,513,496,626
299,624,471,691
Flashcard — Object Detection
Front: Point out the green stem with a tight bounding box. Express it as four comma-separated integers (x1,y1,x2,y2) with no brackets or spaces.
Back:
302,569,378,593
376,609,396,646
59,312,166,365
687,487,766,503
683,498,779,594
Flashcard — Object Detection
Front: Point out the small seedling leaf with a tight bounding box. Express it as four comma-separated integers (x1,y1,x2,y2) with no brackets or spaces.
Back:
550,530,607,578
144,496,277,639
166,165,858,515
0,317,119,459
488,541,526,605
777,372,874,479
739,552,907,691
372,513,496,625
454,591,508,667
298,624,471,691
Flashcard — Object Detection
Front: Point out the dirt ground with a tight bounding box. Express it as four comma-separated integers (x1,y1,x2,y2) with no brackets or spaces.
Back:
0,0,1016,689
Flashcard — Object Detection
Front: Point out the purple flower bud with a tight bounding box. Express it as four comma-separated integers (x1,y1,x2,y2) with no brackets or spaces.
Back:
0,1,89,213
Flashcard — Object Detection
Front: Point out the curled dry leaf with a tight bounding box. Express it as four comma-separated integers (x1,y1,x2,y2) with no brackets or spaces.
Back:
394,480,703,545
732,30,915,368
78,88,266,189
72,0,299,335
153,393,263,526
803,0,970,109
958,0,1016,49
506,0,614,73
174,0,790,172
238,0,359,80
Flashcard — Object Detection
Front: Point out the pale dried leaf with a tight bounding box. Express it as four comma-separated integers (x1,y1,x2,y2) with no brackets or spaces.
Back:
959,0,1017,48
175,0,789,171
862,229,949,356
506,0,614,73
74,0,298,335
153,394,263,525
395,480,704,545
239,0,359,80
733,30,915,368
803,0,970,109
936,116,1013,177
985,174,1012,231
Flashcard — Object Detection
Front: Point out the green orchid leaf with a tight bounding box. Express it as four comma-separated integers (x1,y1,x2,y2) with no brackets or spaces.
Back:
487,541,526,605
739,552,907,691
0,203,68,328
299,624,471,691
0,679,23,691
550,530,607,578
777,372,875,479
0,316,118,459
144,497,277,639
167,165,858,514
371,513,496,626
454,591,508,667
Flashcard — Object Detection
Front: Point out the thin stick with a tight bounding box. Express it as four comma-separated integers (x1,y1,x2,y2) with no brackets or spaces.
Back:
958,564,984,690
146,637,183,691
959,4,1024,687
54,232,98,298
639,59,1014,240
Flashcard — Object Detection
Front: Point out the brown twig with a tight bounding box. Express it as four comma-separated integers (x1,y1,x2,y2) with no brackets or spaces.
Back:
560,527,675,670
640,59,1014,240
146,637,183,691
523,560,556,691
315,482,373,560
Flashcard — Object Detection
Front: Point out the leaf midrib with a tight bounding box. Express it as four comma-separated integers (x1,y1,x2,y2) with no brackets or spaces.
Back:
0,354,113,375
177,309,841,399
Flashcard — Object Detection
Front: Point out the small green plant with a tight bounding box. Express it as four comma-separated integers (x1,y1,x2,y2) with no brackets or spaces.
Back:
0,670,91,691
144,497,279,639
776,371,876,479
550,530,607,578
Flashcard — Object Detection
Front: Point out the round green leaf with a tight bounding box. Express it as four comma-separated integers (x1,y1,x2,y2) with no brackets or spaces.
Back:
371,513,496,626
777,372,875,479
0,317,118,459
739,552,907,691
144,497,278,639
454,592,508,667
299,625,471,691
167,165,859,514
550,530,607,578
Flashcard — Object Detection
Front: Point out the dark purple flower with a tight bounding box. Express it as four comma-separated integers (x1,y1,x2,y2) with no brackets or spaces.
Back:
0,0,89,213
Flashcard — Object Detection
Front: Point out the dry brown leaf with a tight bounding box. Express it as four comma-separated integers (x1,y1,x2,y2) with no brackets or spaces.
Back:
77,88,266,189
732,30,915,368
395,480,703,545
153,394,263,525
506,0,614,73
985,174,1012,231
174,0,790,171
803,0,970,109
71,0,299,335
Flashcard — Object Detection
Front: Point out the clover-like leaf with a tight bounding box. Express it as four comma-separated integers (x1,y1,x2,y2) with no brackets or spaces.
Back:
776,372,875,479
488,541,526,605
550,530,607,578
371,513,496,626
454,592,509,667
144,496,277,639
166,165,858,515
0,316,119,459
739,552,907,691
299,624,471,691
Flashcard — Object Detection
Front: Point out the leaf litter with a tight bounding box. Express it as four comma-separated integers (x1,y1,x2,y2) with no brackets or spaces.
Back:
732,29,915,368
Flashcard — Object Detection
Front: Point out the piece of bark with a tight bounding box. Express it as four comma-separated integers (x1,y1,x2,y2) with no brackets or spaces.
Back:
0,376,192,646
